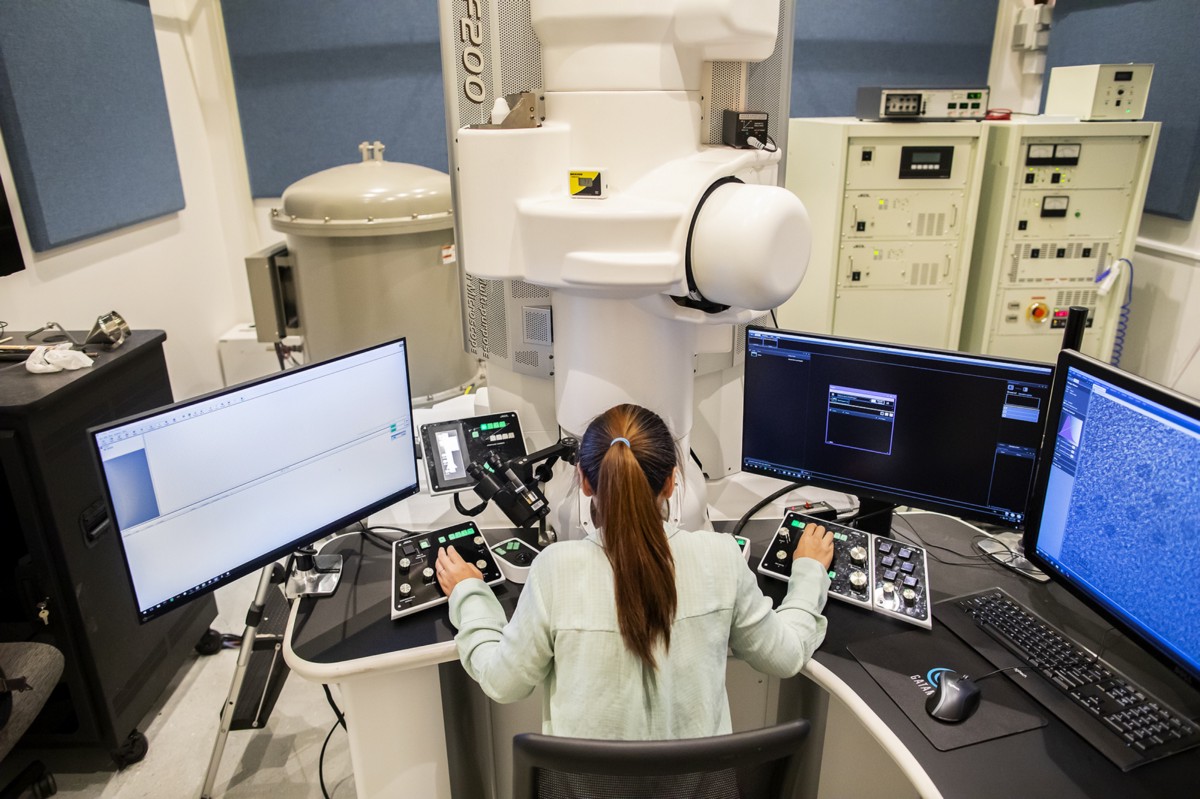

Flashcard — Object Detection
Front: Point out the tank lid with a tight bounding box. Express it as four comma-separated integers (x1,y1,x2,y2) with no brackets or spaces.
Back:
271,142,454,237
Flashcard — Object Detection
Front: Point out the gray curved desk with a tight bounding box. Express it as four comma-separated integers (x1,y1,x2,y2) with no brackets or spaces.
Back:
285,515,1200,799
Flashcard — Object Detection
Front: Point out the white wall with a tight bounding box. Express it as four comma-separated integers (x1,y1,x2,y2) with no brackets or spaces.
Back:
0,0,261,401
987,0,1200,398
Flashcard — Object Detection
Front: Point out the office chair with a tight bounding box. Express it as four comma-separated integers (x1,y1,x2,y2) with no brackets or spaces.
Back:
512,718,811,799
0,642,64,799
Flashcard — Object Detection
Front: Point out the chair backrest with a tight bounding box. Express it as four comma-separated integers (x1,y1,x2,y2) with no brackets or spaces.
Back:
512,719,811,799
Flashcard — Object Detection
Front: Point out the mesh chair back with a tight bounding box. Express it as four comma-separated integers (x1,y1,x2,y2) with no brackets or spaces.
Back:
512,719,811,799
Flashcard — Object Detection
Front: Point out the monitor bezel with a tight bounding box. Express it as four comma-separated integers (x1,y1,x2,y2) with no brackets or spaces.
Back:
88,337,420,624
1023,348,1200,687
741,325,1056,530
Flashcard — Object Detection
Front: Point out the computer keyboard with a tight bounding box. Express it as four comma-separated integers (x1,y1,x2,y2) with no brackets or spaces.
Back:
938,588,1200,771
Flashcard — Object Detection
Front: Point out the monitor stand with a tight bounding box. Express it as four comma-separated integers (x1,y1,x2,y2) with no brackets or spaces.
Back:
976,530,1050,583
853,497,896,537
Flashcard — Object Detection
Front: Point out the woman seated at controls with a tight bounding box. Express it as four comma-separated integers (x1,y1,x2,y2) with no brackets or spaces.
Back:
435,403,832,739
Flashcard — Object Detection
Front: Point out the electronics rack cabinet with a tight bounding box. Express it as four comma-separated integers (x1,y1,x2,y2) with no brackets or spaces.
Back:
778,117,987,350
0,330,216,756
960,119,1159,363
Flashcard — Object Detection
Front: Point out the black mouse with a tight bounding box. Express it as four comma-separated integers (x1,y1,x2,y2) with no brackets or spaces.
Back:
925,673,981,723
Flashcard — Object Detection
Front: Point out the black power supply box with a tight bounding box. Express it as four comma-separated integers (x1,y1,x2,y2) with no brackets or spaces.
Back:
723,110,769,149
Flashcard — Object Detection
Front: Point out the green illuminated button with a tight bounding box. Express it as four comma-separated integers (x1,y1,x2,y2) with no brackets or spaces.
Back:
437,536,446,544
419,540,430,549
448,529,474,541
791,520,802,528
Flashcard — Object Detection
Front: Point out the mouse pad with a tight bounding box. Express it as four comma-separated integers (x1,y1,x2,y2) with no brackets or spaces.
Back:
847,628,1046,751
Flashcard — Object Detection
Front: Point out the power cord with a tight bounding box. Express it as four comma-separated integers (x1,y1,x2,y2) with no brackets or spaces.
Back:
745,135,778,153
731,481,805,539
320,684,348,799
1105,257,1133,367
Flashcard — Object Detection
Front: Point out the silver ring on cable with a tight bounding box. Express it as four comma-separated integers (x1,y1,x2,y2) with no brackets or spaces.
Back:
610,437,631,448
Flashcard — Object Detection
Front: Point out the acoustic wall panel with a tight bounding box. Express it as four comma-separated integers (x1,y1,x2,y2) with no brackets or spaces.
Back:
0,0,184,252
223,0,447,198
790,0,995,119
1043,0,1200,221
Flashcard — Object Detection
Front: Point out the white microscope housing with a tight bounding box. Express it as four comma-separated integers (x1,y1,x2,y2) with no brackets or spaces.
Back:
453,0,811,528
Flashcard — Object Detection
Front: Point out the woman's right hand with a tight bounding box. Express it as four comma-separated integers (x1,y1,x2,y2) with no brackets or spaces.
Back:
793,522,834,570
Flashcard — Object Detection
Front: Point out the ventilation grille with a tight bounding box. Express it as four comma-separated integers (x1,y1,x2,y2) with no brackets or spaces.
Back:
1055,288,1098,308
916,213,946,237
497,0,542,95
910,263,940,286
514,349,540,368
706,62,744,145
523,305,553,346
466,275,509,359
511,279,550,299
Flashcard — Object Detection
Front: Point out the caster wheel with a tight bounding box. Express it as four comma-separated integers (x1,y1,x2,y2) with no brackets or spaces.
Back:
111,729,148,770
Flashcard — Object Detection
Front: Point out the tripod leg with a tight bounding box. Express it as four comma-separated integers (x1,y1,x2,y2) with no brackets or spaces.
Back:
199,564,277,798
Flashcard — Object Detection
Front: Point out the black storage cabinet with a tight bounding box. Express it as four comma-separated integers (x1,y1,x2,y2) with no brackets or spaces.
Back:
0,330,216,753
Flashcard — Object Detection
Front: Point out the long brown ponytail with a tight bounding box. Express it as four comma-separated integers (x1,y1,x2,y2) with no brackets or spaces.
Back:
578,404,679,669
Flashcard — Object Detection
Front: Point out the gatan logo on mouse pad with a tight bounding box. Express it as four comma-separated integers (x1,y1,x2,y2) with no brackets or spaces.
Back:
910,667,957,697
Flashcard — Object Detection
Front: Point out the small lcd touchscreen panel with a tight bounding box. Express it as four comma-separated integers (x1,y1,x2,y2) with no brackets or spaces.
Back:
420,411,526,495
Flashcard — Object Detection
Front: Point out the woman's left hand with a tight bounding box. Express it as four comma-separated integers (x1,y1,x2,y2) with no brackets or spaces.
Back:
436,545,483,595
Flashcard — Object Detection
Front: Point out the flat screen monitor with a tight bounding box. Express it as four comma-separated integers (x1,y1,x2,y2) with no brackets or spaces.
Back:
90,338,419,623
1025,349,1200,684
742,327,1055,529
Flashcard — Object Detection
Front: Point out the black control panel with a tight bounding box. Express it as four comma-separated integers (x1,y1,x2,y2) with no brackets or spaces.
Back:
757,511,931,628
390,522,505,620
420,411,526,495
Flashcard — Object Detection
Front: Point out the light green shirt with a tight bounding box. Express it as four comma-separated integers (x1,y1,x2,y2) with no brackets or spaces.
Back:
448,524,830,740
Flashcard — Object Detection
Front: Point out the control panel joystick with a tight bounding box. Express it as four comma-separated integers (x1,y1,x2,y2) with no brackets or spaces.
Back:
390,522,506,620
758,511,932,629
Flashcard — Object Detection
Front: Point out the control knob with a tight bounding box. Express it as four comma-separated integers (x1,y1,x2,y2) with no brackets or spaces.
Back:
776,549,789,562
476,559,488,571
422,566,436,584
474,536,485,547
849,546,867,566
397,557,411,575
398,582,412,598
882,583,895,603
902,587,918,607
849,570,868,593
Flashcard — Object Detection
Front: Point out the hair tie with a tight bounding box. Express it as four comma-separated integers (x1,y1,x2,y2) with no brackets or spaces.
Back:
610,437,631,448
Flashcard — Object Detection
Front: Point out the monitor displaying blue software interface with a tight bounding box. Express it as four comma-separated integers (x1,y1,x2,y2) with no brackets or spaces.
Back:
742,328,1055,527
1026,351,1200,682
91,339,419,623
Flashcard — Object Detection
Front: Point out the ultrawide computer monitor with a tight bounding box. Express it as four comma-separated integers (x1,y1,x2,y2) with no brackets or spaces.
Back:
1025,349,1200,684
90,338,419,623
742,327,1055,529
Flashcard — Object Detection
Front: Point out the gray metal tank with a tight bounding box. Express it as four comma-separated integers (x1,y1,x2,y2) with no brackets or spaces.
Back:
270,142,476,399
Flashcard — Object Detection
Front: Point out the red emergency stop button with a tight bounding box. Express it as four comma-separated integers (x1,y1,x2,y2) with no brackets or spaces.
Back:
1028,302,1049,323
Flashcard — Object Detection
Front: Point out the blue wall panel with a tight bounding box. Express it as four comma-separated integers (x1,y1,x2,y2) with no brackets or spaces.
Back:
0,0,185,252
223,0,447,198
1043,0,1200,221
791,0,996,118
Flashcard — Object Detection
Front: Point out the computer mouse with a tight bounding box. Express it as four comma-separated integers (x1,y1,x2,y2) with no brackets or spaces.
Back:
925,673,982,723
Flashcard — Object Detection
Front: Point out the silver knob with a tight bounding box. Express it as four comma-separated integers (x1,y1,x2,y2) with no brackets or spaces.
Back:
849,571,868,592
476,559,488,571
422,567,435,584
902,588,917,606
882,583,895,602
397,557,411,574
776,549,789,561
398,583,412,597
473,535,485,546
849,546,867,566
